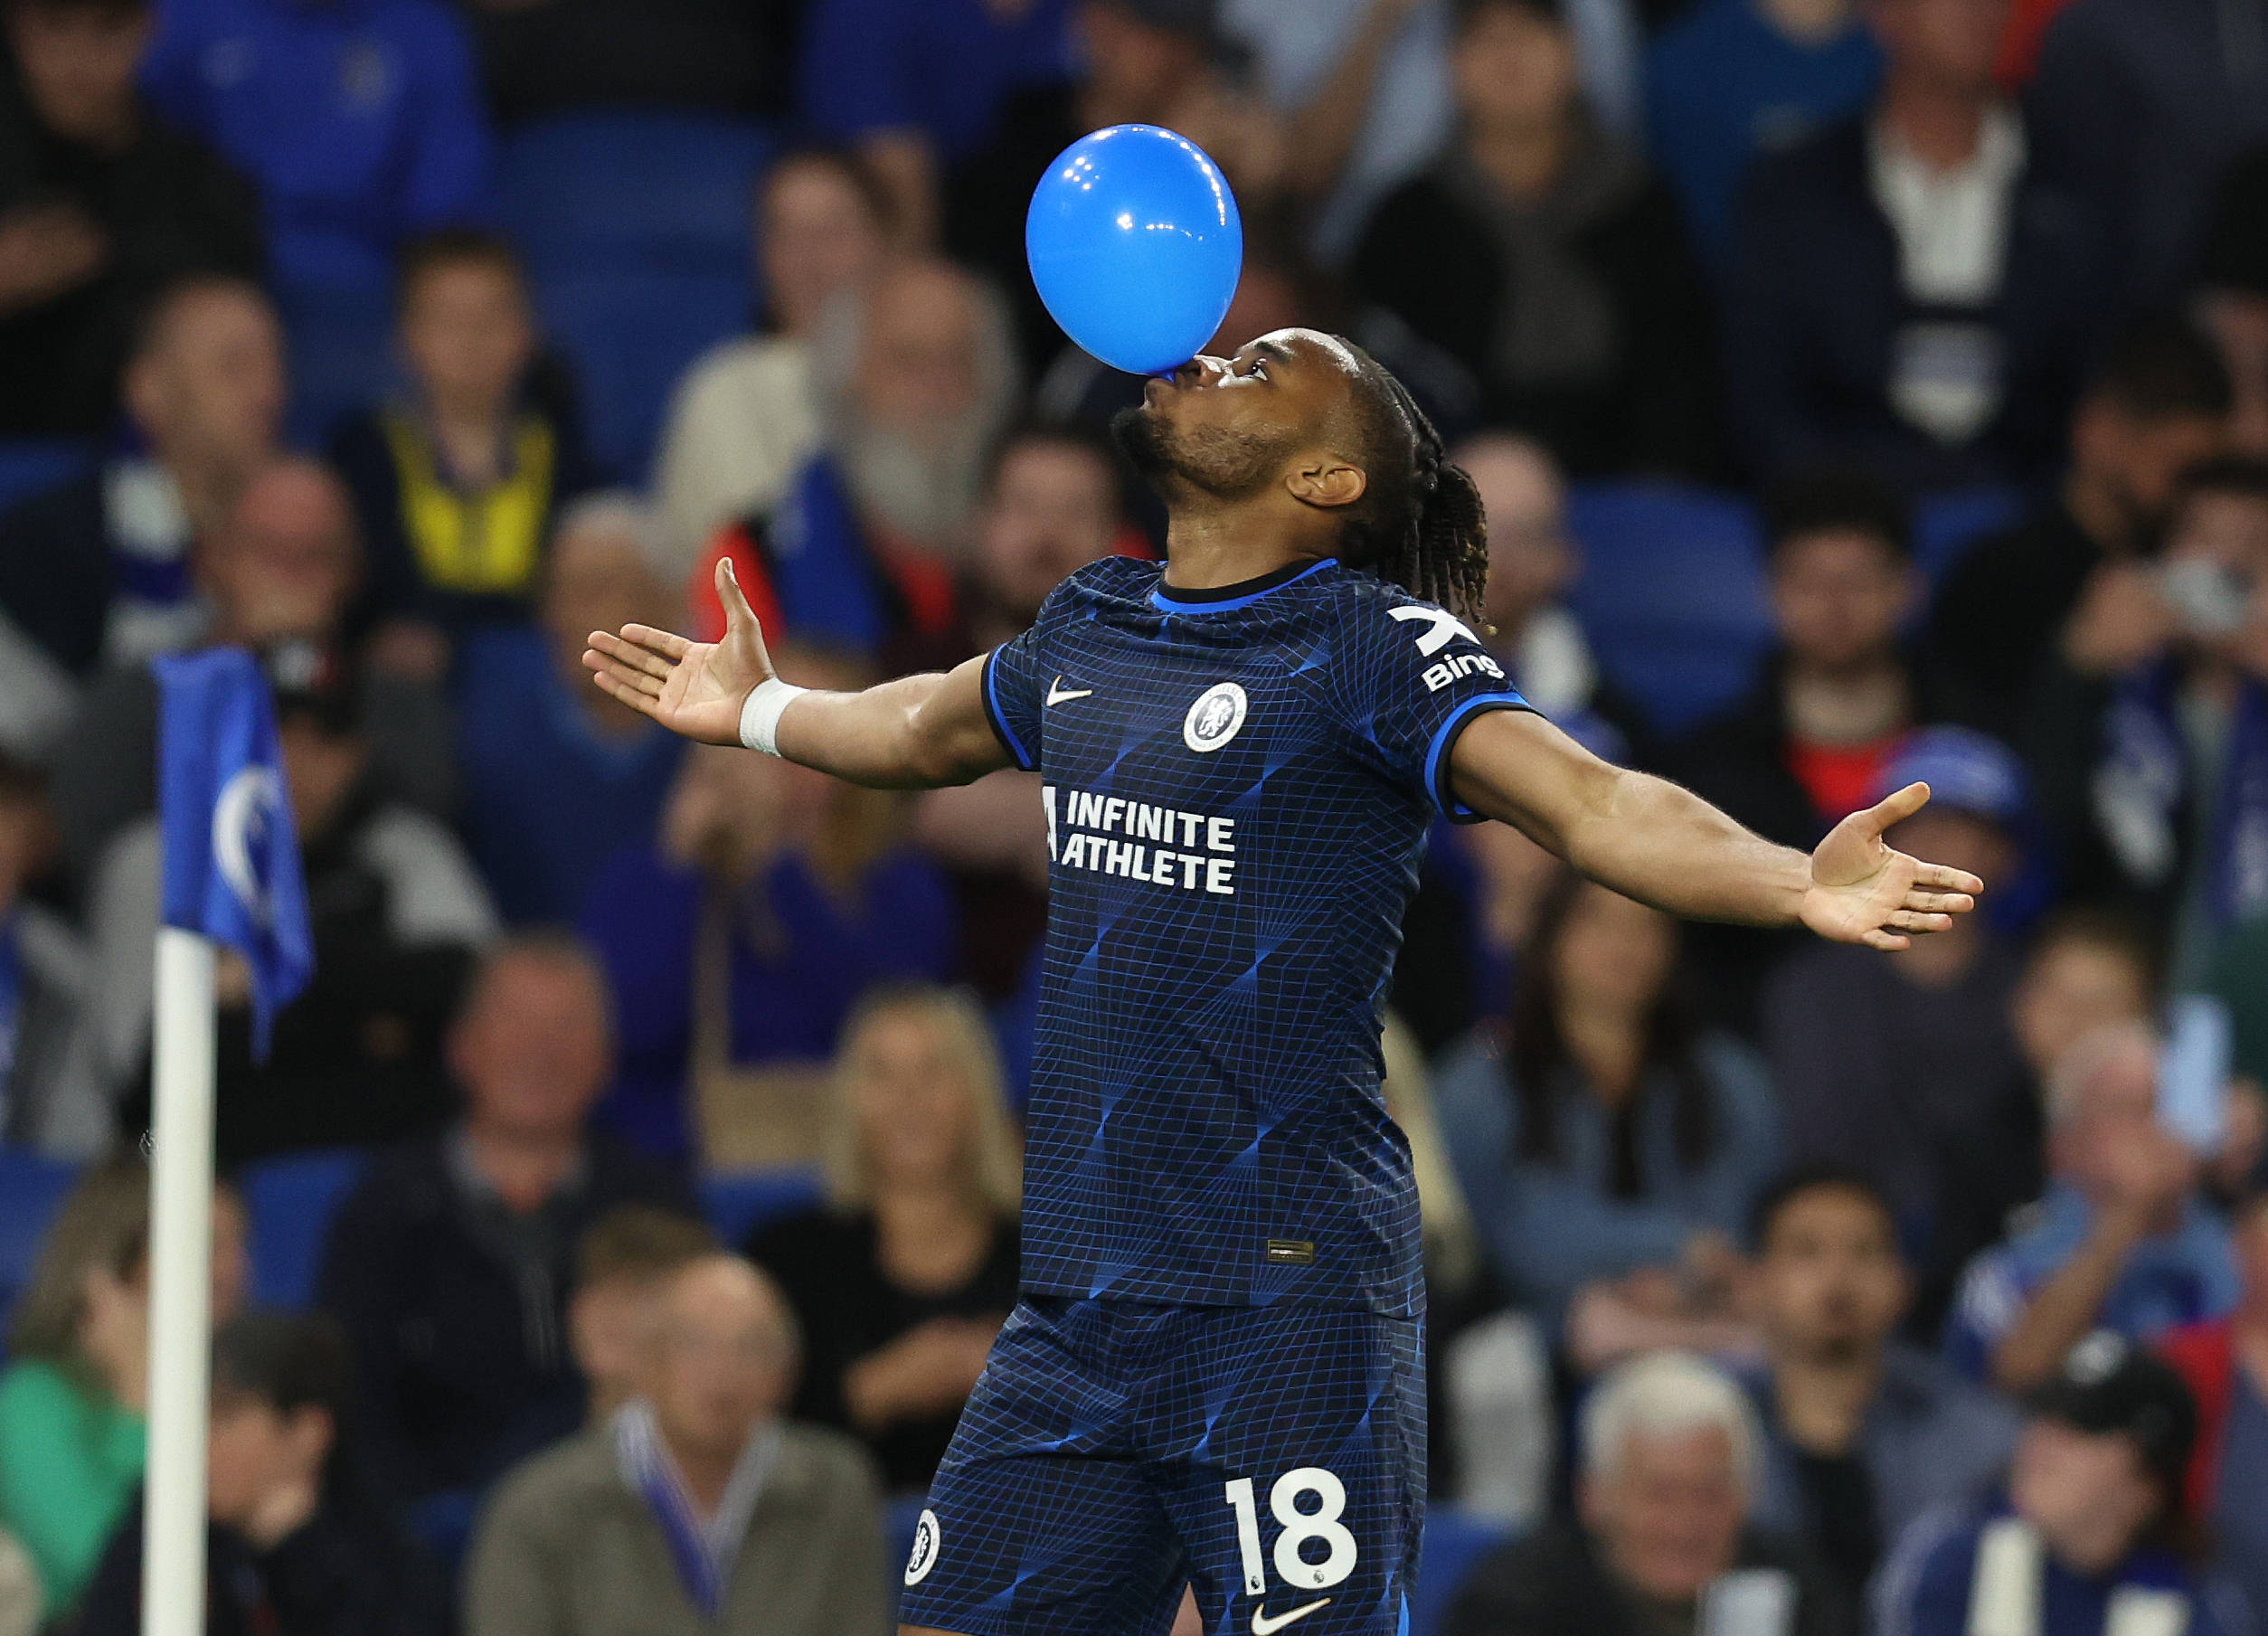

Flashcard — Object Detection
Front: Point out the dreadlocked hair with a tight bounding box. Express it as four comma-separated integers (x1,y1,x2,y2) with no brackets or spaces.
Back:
1331,339,1491,630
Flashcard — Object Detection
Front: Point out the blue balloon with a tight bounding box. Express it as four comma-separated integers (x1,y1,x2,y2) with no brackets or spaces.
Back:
1025,124,1243,377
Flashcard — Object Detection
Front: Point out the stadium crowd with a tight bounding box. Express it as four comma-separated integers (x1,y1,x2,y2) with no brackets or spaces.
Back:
1,0,2267,1631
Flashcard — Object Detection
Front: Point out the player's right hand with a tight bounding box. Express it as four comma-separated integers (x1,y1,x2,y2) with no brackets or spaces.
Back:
583,556,776,745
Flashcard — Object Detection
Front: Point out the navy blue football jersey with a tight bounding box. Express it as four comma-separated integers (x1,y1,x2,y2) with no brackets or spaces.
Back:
981,553,1532,1319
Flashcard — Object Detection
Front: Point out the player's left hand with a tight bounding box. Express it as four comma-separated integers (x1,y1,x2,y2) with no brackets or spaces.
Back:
1800,781,1982,952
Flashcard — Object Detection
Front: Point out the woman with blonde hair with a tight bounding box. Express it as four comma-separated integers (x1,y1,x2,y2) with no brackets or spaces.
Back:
747,983,1020,1493
0,1161,249,1622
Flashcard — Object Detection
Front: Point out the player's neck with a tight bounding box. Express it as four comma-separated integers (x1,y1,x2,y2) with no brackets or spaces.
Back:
1160,507,1331,592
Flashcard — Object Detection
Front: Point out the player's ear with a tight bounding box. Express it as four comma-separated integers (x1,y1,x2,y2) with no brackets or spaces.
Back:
1286,458,1366,511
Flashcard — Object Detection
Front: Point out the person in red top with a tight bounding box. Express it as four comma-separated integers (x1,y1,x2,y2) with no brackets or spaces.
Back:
2159,1181,2268,1617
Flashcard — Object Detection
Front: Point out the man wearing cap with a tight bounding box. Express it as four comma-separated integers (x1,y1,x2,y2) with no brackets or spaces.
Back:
1875,1333,2245,1636
1762,726,2041,1338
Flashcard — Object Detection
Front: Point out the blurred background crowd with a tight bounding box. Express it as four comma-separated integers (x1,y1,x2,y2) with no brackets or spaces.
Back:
0,0,2266,1631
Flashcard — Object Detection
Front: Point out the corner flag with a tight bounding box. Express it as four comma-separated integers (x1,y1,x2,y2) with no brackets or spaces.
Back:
155,648,313,1054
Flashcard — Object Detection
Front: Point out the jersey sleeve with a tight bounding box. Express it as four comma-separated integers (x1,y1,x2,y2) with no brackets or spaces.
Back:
980,615,1046,773
1329,598,1533,823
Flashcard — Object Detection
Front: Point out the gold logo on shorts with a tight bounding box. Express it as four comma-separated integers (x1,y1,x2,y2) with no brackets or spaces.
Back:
1264,1240,1315,1265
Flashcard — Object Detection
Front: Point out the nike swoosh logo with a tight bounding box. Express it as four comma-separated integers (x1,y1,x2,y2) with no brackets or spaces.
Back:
1045,677,1093,705
1252,1600,1330,1634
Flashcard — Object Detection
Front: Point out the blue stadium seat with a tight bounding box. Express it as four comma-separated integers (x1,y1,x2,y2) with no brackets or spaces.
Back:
1913,485,2029,584
0,439,97,515
238,1147,366,1308
0,1148,80,1342
1408,1507,1517,1636
494,112,773,480
698,1166,826,1250
496,112,774,280
276,279,399,448
532,270,751,480
1564,482,1772,737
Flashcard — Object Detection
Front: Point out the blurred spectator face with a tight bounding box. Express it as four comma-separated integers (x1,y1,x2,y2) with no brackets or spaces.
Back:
1885,808,2013,892
1076,0,1207,118
2161,487,2268,631
2008,1420,2162,1574
1451,1,1577,133
2072,395,2227,544
2198,295,2268,459
399,253,534,419
843,1002,977,1191
0,768,52,913
2053,1033,2167,1194
759,156,889,339
646,1258,794,1465
1866,0,2006,93
5,0,148,143
1460,435,1574,634
1553,884,1677,1020
200,461,358,645
449,947,615,1141
1582,1424,1746,1603
1754,1184,1909,1363
2237,1194,2268,1317
543,515,669,673
125,282,286,478
2012,933,2152,1082
976,438,1120,622
205,1384,328,1531
1770,528,1915,674
856,261,986,436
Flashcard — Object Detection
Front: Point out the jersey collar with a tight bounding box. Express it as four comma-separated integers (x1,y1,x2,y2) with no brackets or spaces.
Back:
1149,556,1338,613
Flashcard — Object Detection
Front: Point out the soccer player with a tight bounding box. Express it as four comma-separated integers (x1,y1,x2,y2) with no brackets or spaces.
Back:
584,331,1980,1636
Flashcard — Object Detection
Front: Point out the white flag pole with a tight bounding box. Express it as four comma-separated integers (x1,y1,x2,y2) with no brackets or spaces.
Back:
141,925,216,1636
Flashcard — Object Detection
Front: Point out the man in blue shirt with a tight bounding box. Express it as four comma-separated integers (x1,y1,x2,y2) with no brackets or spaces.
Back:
138,0,488,290
1944,1019,2241,1393
585,327,1983,1635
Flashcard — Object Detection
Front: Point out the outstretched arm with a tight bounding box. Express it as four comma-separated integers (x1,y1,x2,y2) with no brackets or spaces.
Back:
583,558,1013,789
1450,710,1980,950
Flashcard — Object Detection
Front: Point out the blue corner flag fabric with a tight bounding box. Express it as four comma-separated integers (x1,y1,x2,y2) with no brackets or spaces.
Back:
155,648,314,1057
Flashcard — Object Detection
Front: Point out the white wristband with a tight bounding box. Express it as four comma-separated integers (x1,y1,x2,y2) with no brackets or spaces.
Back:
737,677,808,756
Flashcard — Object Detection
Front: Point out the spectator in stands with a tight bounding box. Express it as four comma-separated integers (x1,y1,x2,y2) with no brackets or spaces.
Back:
581,689,957,1165
1930,318,2233,741
1877,1334,2236,1636
1944,1020,2239,1393
0,274,281,761
1348,0,1722,478
2011,912,2159,1096
2024,0,2268,310
1645,0,1882,268
1672,472,1941,1033
80,660,496,1162
654,149,893,577
0,753,99,1153
466,1253,890,1636
944,0,1238,370
1724,0,2107,487
1433,871,1782,1344
2027,459,2268,985
2197,145,2268,459
0,0,260,436
796,0,1073,246
76,1310,449,1636
1444,1351,1853,1636
1738,1166,2018,1602
138,0,489,295
1762,730,2042,1337
47,458,456,884
566,1206,713,1427
699,258,1020,660
317,934,693,1505
747,987,1019,1494
2160,1182,2268,1624
1461,431,1649,758
0,1162,248,1623
329,230,597,651
457,494,685,925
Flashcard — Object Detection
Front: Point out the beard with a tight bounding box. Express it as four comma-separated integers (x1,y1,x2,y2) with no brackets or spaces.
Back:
1110,402,1290,500
836,416,991,553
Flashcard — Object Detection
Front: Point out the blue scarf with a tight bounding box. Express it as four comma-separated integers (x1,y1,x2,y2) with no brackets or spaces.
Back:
2095,662,2268,927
